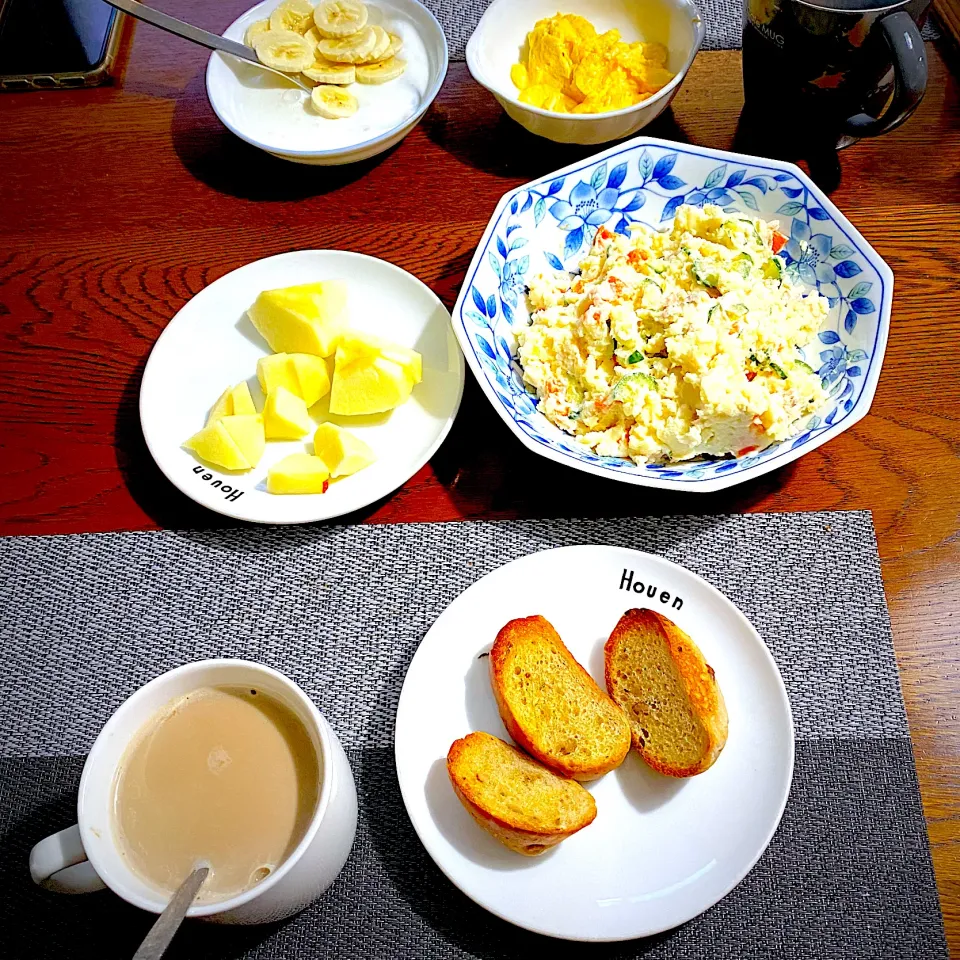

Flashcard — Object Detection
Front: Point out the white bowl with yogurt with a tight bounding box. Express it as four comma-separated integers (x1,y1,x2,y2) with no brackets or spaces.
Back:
206,0,448,165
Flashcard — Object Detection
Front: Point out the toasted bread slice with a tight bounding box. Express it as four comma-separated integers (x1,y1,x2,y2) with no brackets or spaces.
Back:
447,731,597,855
490,616,631,780
604,608,728,777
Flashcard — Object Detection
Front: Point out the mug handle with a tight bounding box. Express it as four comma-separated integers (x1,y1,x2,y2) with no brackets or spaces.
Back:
844,10,927,137
29,824,107,894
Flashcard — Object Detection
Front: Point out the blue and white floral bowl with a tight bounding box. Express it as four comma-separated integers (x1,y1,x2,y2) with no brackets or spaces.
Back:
451,137,892,492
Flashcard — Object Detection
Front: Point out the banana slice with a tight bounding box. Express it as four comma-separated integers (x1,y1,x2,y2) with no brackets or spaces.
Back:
269,0,315,34
303,26,321,55
303,57,356,84
254,30,316,72
385,31,403,57
360,25,391,63
245,18,271,47
311,84,359,118
356,56,406,84
317,26,377,62
313,0,368,38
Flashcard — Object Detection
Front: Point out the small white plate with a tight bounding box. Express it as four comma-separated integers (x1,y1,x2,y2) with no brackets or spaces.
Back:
140,250,464,524
395,546,794,941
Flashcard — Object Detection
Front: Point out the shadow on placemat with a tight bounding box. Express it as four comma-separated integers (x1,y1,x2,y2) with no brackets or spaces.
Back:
0,755,676,960
0,735,947,960
0,757,276,959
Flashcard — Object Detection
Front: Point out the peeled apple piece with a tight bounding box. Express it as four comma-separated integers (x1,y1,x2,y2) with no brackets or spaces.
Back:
329,331,422,414
289,354,331,406
229,382,257,416
263,385,314,440
329,353,414,415
267,454,331,494
219,414,265,467
254,30,315,72
313,422,376,477
205,381,257,427
184,422,251,471
247,280,348,357
206,387,234,426
338,331,422,383
257,354,301,397
258,353,331,406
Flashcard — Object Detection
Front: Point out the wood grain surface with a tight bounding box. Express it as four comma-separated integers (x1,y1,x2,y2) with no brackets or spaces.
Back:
0,2,958,949
935,0,960,51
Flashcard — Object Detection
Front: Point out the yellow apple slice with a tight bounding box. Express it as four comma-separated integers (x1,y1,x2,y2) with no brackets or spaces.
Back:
247,281,348,357
205,386,234,427
289,353,331,406
257,354,300,396
337,331,422,383
263,385,314,439
329,352,414,415
257,353,331,407
206,381,257,426
381,345,422,384
267,454,330,494
219,414,265,468
184,422,251,471
228,381,256,415
313,422,376,477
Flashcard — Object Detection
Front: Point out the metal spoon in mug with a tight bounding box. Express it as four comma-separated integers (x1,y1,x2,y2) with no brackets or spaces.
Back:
104,0,312,92
131,865,209,960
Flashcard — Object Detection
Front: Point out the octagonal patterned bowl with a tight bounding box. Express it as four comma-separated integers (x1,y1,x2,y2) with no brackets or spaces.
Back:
451,137,892,492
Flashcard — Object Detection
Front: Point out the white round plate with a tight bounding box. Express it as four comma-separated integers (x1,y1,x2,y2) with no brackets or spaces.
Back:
140,251,464,524
395,546,794,941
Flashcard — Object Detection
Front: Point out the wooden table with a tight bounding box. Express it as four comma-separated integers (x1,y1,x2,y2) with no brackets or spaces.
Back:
1,2,958,948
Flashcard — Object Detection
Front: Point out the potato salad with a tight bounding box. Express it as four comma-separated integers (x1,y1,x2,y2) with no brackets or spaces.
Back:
517,204,830,463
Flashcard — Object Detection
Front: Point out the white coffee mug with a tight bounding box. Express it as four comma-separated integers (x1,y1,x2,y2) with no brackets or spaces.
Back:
28,659,358,924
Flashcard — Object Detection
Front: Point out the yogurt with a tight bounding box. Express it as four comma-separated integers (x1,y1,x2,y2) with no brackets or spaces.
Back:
210,0,435,155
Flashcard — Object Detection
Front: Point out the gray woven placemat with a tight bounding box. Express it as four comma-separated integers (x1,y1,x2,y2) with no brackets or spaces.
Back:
0,513,947,959
424,0,939,59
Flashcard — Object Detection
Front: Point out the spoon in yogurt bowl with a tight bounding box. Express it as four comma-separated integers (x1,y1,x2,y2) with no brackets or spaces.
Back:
104,0,312,92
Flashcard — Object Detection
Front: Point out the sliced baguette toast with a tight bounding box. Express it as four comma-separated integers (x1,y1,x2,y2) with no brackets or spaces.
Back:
604,608,728,777
490,616,631,781
447,731,597,855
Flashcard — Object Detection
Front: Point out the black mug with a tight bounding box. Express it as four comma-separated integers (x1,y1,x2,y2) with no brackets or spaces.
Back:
742,0,930,148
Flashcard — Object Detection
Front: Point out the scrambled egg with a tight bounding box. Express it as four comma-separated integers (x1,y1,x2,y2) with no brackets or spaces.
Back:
516,205,831,463
510,13,674,114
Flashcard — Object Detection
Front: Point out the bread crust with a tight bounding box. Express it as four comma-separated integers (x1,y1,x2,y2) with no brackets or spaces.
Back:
446,733,596,855
604,608,728,777
490,615,630,781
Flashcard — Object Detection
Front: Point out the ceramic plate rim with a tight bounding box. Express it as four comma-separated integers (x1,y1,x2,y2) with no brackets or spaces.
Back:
139,250,465,525
394,545,795,941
